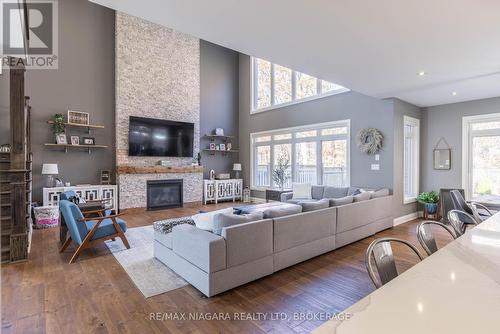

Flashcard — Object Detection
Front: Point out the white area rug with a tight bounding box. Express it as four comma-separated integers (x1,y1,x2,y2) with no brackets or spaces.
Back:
105,225,188,298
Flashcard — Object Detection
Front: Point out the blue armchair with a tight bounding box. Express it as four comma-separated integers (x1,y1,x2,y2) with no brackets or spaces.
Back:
59,200,130,263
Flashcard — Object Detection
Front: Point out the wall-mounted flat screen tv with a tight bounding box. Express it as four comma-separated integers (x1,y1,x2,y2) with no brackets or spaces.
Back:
128,116,194,157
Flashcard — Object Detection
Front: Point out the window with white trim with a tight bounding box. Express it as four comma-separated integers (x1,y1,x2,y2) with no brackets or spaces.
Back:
463,113,500,199
403,116,420,203
251,120,350,189
251,57,349,113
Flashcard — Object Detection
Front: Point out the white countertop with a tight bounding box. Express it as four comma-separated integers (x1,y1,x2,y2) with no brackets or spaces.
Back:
313,213,500,334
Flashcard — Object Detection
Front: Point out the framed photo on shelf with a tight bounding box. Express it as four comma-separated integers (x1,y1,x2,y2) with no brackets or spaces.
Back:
70,136,80,145
209,143,216,150
67,110,89,125
100,170,111,185
219,143,226,151
82,137,95,145
56,134,67,144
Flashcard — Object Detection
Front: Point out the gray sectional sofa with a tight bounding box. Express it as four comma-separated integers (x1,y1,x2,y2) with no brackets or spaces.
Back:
154,187,393,297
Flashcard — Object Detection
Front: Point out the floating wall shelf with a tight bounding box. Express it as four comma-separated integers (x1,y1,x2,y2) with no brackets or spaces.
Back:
44,143,108,154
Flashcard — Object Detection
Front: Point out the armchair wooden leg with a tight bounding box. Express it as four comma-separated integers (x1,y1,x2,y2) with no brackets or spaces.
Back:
60,237,72,253
120,234,131,249
69,243,86,264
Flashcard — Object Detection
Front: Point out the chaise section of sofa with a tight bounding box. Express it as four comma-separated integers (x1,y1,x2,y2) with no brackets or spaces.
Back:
154,219,274,297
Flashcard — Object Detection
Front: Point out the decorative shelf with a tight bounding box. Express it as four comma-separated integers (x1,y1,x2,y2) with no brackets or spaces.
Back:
116,165,204,174
47,120,104,134
44,143,108,154
204,134,235,140
202,149,239,155
47,120,104,129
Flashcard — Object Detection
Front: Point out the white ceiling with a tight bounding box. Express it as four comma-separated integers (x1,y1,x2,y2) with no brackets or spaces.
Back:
90,0,500,107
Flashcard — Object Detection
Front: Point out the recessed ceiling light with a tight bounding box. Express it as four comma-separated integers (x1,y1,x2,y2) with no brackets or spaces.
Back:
417,71,426,76
452,92,457,96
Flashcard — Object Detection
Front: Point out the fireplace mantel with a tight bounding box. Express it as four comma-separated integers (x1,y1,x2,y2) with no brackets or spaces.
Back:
116,165,204,174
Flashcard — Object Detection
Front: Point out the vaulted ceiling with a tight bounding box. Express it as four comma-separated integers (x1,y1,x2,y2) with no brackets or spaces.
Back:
91,0,500,107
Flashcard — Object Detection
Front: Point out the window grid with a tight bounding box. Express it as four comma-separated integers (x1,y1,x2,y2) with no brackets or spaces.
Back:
251,121,350,189
251,57,349,113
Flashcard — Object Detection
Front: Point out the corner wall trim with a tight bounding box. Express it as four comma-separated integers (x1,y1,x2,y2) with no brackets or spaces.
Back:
393,212,419,226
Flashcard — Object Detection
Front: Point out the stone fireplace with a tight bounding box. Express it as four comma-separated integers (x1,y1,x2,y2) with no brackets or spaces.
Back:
147,179,183,210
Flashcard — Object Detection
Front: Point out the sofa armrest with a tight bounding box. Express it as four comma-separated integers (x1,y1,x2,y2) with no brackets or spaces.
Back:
171,224,226,273
280,192,294,202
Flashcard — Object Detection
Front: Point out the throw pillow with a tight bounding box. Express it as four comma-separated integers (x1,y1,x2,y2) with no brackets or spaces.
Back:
328,195,354,207
371,188,390,198
212,211,264,235
292,183,312,200
192,207,233,231
353,192,371,202
347,187,361,196
323,186,349,198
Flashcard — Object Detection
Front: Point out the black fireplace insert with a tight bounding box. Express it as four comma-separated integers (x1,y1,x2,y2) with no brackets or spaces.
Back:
146,179,183,210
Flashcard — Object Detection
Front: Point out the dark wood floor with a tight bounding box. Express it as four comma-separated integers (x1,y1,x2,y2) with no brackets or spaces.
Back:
1,202,454,334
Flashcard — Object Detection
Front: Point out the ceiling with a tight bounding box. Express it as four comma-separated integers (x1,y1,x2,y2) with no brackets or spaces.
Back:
90,0,500,107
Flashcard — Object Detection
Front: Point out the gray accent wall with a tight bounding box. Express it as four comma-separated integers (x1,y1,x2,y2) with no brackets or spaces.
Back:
0,69,9,144
421,96,500,193
26,0,115,203
391,98,422,218
200,41,240,179
238,54,395,196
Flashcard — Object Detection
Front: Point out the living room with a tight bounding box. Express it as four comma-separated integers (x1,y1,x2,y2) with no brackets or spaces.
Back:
1,0,500,333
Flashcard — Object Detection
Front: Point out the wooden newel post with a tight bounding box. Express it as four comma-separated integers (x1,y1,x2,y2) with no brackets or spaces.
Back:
9,61,29,262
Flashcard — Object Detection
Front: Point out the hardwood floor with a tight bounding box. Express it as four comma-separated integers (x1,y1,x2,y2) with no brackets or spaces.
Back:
1,203,455,334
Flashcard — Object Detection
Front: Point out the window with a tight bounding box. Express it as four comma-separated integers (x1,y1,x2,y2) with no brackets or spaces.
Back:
463,113,500,199
251,120,350,189
403,116,420,203
252,57,349,113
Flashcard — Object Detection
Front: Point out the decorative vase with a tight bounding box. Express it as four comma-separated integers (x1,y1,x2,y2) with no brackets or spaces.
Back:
425,203,438,214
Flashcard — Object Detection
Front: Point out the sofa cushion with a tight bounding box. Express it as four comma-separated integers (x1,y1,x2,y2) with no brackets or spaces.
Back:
192,207,233,232
273,207,336,252
263,204,302,218
347,187,361,196
213,212,263,235
323,186,349,198
311,186,325,200
353,192,371,202
298,199,330,212
371,188,390,198
328,195,354,207
222,219,273,268
292,183,312,200
286,199,303,204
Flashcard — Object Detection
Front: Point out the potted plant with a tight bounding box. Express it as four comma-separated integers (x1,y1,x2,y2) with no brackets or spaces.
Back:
417,191,439,214
51,113,65,142
272,155,291,190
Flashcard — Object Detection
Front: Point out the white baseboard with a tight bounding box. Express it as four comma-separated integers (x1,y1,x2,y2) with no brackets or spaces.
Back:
393,212,420,226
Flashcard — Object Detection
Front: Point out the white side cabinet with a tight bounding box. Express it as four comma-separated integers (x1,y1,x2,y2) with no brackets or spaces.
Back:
43,185,118,211
203,179,242,204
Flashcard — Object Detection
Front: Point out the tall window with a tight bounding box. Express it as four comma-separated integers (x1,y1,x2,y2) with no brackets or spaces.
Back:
403,116,420,203
252,57,349,113
463,113,500,199
251,120,350,188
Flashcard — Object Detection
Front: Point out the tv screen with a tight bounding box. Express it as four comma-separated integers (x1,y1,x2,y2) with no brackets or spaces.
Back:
128,116,194,157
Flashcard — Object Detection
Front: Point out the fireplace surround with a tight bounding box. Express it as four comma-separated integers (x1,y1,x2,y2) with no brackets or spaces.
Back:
147,179,183,210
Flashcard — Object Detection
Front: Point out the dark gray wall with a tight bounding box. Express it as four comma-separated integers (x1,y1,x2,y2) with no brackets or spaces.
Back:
391,98,422,218
421,96,500,193
26,0,116,203
200,41,239,178
238,54,394,196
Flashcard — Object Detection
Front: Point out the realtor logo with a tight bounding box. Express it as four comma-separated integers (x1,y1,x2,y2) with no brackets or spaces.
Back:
1,0,58,69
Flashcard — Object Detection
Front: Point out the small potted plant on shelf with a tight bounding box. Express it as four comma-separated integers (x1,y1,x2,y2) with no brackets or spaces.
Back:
417,191,439,215
51,113,65,143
